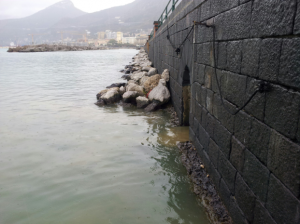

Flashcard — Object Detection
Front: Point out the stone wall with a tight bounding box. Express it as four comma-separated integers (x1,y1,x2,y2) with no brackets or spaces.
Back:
146,0,300,223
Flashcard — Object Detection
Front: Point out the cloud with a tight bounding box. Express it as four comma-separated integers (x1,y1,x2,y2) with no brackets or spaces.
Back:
0,0,60,20
72,0,135,13
0,0,135,20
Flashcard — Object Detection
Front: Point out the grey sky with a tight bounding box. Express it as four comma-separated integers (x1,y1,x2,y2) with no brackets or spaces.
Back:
0,0,135,20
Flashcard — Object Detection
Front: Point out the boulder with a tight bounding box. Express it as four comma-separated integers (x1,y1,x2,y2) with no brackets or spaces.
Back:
127,80,138,85
147,68,157,77
131,72,146,82
148,79,170,105
143,74,161,93
101,88,121,104
95,98,106,106
106,83,126,88
121,74,131,81
139,76,150,86
161,69,170,82
136,96,150,109
119,86,126,95
145,101,161,112
126,83,145,96
142,66,152,72
96,89,108,100
123,91,139,103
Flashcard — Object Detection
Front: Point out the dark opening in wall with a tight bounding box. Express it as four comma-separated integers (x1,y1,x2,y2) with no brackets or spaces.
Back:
182,65,191,126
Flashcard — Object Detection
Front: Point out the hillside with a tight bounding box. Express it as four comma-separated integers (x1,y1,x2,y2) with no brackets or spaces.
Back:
0,1,86,30
0,0,169,45
52,0,170,32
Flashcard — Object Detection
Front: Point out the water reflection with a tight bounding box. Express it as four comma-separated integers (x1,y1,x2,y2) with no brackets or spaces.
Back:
144,110,209,224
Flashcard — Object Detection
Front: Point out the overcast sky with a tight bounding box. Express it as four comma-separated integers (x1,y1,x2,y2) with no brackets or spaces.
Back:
0,0,135,20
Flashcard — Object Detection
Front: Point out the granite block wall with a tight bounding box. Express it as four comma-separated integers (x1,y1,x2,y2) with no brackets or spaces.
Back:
146,0,300,223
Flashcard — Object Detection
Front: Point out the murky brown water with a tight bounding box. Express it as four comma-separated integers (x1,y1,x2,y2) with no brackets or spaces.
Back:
0,49,210,224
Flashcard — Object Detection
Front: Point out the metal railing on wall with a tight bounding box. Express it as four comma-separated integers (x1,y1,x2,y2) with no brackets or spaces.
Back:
149,0,182,39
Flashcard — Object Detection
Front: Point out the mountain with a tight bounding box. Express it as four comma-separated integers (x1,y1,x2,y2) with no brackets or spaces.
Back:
53,0,170,32
0,0,86,30
0,0,86,45
0,0,170,45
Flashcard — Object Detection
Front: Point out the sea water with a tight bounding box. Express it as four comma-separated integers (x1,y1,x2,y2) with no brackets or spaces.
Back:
0,49,210,224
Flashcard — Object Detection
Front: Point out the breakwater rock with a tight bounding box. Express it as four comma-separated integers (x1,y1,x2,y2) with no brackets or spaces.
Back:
7,44,107,53
95,49,171,112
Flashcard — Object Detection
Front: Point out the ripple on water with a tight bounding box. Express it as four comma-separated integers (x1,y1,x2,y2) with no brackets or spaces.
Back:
0,49,210,224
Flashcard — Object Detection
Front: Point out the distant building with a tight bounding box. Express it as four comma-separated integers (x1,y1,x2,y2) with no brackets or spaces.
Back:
97,39,110,46
105,30,112,39
98,32,106,39
122,37,136,45
117,32,123,43
111,32,117,40
105,30,117,40
135,35,148,45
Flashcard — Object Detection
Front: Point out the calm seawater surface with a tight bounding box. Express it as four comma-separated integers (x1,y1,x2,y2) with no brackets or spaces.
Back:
0,49,210,224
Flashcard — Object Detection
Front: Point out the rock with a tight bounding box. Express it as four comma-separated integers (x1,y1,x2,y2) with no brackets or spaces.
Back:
131,72,146,82
120,102,135,108
161,69,170,82
96,89,109,100
136,96,150,109
148,79,170,105
121,74,131,81
159,79,167,86
147,68,158,77
122,91,139,103
126,83,145,96
120,69,125,72
139,76,150,86
95,98,106,106
119,86,126,95
127,80,138,85
145,101,161,112
106,83,126,88
143,74,161,93
101,88,121,104
125,70,130,74
142,66,152,72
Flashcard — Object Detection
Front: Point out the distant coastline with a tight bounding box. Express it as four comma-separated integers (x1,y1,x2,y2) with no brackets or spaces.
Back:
7,44,137,53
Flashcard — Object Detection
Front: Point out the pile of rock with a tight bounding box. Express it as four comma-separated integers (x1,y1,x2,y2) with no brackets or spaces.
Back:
95,49,171,112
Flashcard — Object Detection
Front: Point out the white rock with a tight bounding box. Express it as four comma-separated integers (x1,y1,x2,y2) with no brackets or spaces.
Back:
161,69,170,82
131,72,147,82
142,66,152,72
148,79,170,104
139,76,150,86
127,80,138,85
126,83,145,96
119,86,126,95
147,68,158,77
101,88,121,104
136,96,150,108
123,91,139,103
